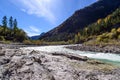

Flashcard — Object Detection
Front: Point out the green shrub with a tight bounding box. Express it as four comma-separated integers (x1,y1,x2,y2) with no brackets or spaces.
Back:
107,33,115,39
31,40,42,45
23,40,32,45
102,38,109,43
68,40,74,44
111,28,116,33
96,36,102,42
118,35,120,40
0,36,5,41
3,41,11,44
117,27,120,33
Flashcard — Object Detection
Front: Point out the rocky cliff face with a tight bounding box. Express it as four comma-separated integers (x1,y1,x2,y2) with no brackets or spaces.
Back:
40,0,120,41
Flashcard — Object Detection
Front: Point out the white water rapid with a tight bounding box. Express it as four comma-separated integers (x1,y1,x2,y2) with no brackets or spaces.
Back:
22,45,120,66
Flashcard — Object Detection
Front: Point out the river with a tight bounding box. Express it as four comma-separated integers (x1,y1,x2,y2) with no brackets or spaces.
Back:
23,45,120,66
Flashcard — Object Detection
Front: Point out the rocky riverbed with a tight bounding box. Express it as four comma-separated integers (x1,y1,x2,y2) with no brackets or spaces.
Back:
66,44,120,54
0,44,120,80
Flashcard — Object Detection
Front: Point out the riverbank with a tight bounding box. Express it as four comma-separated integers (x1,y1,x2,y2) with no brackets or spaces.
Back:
0,44,120,80
0,43,40,49
66,44,120,54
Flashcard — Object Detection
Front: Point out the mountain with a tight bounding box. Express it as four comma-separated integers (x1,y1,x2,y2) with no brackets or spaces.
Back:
40,0,120,41
30,32,45,40
30,35,40,40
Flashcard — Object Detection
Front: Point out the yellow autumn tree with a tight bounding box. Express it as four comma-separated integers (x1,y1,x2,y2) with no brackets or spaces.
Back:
97,19,102,24
117,27,120,33
104,15,111,23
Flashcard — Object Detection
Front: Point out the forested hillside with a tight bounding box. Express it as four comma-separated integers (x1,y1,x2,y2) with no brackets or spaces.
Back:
0,16,28,42
74,7,120,43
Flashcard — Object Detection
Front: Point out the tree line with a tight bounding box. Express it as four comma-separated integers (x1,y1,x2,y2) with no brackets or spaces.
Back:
0,16,28,42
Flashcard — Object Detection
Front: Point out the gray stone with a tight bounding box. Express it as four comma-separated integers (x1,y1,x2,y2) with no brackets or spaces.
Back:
0,44,120,80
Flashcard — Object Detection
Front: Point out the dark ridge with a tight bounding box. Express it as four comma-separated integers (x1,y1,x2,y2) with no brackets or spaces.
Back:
40,0,120,41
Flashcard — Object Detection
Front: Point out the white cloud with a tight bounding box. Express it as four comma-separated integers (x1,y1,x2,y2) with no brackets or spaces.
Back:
24,25,40,36
11,0,61,24
21,8,26,12
29,26,40,33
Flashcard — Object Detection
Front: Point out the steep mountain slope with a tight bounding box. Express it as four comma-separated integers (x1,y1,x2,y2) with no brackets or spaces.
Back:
40,0,120,41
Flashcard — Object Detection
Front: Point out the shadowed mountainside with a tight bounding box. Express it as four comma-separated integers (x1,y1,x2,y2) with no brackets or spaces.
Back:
40,0,120,41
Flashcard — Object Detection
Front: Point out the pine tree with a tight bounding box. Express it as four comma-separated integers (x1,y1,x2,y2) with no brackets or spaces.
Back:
13,19,17,29
9,16,13,29
13,19,18,34
2,16,7,27
2,16,7,37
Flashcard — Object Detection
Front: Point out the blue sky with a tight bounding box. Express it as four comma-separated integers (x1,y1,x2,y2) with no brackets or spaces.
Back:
0,0,97,36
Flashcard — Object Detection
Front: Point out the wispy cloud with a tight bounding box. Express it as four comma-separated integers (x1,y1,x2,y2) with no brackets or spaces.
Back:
25,25,40,36
29,26,40,33
11,0,61,24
